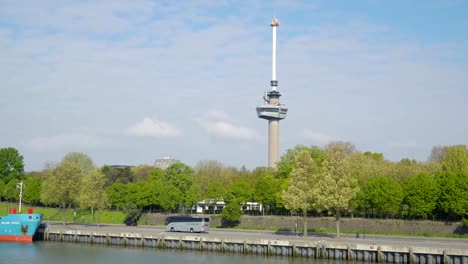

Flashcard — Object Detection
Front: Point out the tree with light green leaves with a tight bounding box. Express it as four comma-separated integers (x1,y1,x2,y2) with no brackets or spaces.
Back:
315,143,359,238
62,152,95,174
79,169,109,227
441,145,468,174
282,150,319,237
41,160,83,225
276,145,326,179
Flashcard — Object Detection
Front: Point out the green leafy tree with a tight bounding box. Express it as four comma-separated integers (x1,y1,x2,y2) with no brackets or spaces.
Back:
3,179,20,202
436,171,468,219
165,162,195,211
253,170,282,214
22,176,42,205
105,179,128,210
402,173,439,218
79,169,109,226
224,178,253,204
204,181,225,214
315,143,359,238
157,183,181,212
41,160,83,225
185,183,202,214
132,180,156,210
357,176,403,216
282,150,318,237
0,147,25,183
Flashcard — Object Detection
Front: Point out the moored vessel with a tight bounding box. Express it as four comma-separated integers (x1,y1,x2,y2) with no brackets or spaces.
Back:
0,181,43,242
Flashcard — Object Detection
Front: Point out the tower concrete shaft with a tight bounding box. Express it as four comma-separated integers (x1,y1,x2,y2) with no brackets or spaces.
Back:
256,18,288,169
268,120,279,168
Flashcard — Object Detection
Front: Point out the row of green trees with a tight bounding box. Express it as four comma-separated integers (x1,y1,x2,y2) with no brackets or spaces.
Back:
1,144,467,236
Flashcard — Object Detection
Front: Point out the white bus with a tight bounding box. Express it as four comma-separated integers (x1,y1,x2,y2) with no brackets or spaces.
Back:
165,216,210,233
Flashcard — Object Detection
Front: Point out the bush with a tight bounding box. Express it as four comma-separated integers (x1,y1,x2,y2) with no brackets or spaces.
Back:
221,202,241,227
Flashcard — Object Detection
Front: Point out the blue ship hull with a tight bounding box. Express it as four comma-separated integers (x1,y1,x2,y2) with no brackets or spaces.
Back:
0,213,43,242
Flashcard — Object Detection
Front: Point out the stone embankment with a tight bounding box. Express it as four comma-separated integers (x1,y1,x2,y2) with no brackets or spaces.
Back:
141,214,468,235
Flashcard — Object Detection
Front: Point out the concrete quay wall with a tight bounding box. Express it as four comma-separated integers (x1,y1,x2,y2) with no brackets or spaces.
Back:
39,229,468,264
141,214,468,235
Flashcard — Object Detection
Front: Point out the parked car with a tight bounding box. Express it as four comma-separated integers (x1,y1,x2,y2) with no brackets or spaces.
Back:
124,218,137,226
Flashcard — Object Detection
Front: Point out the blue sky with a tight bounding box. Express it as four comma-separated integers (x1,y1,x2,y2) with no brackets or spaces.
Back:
1,0,467,171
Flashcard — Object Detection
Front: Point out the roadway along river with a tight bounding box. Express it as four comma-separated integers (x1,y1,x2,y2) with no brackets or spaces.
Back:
45,222,468,250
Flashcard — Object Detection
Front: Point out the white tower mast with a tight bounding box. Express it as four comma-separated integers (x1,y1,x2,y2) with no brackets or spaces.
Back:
256,18,288,168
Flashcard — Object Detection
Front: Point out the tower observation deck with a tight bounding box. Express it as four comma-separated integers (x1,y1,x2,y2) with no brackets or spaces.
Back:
256,18,288,168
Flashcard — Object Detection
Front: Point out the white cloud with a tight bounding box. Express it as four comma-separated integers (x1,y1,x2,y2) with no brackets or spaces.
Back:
302,130,335,145
196,110,258,140
25,133,102,152
126,118,181,138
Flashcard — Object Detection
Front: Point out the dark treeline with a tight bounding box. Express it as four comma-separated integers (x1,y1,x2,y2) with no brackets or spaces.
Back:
0,143,467,229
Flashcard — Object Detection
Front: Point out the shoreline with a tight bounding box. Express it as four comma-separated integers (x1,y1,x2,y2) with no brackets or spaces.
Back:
36,222,468,263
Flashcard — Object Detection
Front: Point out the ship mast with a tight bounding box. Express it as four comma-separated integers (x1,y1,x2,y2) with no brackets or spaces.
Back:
18,180,23,213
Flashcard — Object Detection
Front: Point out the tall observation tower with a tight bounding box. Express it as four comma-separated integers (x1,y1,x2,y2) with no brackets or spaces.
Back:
256,18,288,168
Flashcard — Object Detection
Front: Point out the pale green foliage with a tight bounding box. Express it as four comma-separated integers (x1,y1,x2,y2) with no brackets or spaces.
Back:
315,143,359,237
131,164,153,182
62,152,95,174
276,145,326,179
441,145,468,174
282,150,317,213
41,160,83,225
194,160,224,197
79,169,109,225
347,152,388,185
282,150,319,237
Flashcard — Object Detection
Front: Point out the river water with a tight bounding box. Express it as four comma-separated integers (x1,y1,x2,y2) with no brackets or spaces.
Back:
1,241,354,264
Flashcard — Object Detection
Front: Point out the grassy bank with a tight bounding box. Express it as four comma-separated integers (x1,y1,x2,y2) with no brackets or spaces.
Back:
0,202,126,224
